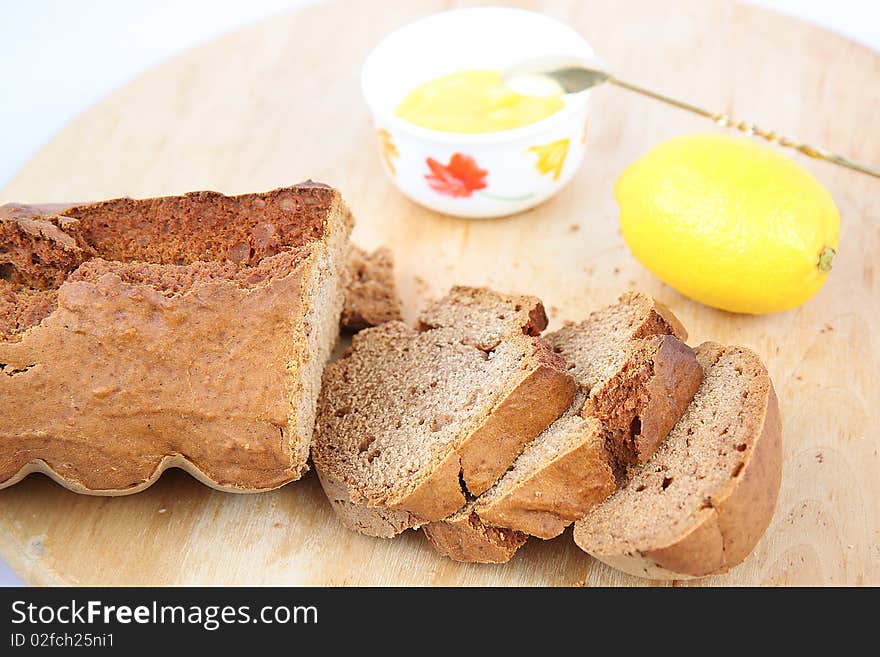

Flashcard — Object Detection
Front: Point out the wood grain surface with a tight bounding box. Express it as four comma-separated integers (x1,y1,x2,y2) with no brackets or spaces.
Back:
1,0,878,586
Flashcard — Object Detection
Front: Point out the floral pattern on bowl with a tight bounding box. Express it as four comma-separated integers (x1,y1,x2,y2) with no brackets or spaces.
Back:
425,153,488,197
414,142,576,203
529,138,570,181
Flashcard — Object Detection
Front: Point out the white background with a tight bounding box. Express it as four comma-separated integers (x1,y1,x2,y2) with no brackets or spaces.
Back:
1,0,878,586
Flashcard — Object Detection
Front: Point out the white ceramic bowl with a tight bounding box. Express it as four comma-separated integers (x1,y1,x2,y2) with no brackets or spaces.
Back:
361,7,596,219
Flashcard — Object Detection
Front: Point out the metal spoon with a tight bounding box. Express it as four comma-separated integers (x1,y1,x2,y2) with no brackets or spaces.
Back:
504,56,880,179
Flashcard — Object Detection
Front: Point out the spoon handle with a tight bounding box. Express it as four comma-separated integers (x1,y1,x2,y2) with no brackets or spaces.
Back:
609,76,880,179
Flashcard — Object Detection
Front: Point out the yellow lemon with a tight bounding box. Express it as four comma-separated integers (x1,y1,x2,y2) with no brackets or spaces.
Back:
615,133,840,314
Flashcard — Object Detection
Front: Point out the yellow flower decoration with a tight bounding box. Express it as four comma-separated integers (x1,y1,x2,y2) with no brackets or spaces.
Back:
528,138,569,181
377,128,400,177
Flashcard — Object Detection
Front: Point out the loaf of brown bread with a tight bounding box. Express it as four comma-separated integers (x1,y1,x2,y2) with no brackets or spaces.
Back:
424,294,702,560
341,245,403,332
573,342,782,579
312,287,576,535
0,184,352,494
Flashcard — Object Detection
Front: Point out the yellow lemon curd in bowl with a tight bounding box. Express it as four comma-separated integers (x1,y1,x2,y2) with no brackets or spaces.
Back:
395,70,564,133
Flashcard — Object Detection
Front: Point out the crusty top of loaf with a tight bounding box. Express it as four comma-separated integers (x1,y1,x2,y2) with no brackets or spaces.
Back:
574,342,775,554
53,185,336,267
418,285,548,350
0,210,93,290
0,183,347,341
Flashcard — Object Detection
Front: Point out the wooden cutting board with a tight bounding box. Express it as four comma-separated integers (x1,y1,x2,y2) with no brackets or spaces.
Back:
1,0,878,586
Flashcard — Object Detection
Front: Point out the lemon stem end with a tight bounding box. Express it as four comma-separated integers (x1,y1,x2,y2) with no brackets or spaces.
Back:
817,246,836,273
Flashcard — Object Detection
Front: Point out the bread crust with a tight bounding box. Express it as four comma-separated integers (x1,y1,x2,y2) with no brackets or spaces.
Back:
636,335,704,463
578,349,783,579
456,343,576,497
0,185,353,494
389,449,468,521
423,508,527,563
476,418,615,539
317,468,423,538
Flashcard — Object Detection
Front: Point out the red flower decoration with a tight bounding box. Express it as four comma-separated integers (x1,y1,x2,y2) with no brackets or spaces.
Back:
425,153,488,198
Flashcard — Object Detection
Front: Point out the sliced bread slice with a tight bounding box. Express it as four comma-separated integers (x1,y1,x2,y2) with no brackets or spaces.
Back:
547,292,696,472
417,285,548,349
573,342,782,579
317,463,422,538
312,287,576,536
424,294,701,560
423,402,609,560
466,411,614,540
585,333,705,477
341,245,403,332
